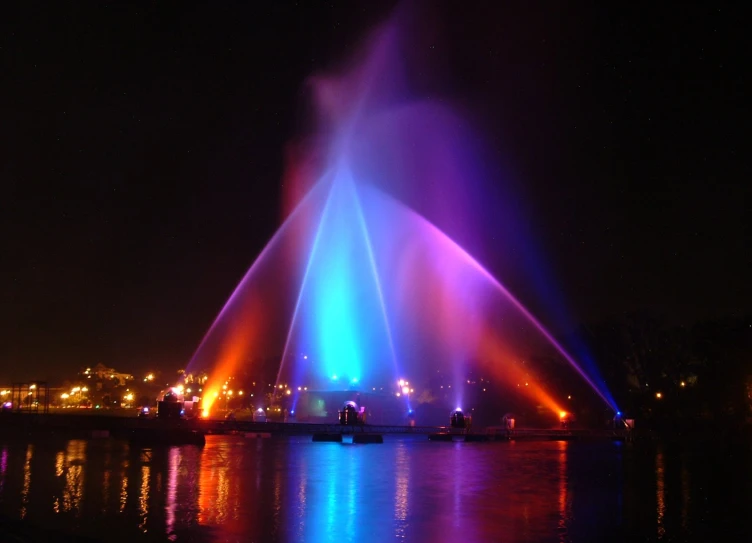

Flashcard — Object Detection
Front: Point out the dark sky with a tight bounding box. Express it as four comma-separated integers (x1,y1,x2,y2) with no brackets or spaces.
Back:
1,2,748,382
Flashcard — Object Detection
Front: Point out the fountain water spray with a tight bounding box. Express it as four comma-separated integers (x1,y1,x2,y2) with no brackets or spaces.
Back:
188,6,618,418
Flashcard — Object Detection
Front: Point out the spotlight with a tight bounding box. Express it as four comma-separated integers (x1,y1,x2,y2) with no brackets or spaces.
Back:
450,409,467,429
339,401,365,426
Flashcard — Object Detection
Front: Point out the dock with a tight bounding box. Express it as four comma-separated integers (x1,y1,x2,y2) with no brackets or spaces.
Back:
0,412,630,444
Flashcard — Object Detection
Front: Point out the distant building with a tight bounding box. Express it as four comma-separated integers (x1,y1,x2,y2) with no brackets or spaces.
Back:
82,363,134,387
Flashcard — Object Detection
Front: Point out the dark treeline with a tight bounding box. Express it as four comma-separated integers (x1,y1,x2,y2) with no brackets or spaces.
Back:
551,312,752,431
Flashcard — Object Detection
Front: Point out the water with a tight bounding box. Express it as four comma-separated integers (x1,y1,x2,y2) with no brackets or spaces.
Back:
1,435,749,542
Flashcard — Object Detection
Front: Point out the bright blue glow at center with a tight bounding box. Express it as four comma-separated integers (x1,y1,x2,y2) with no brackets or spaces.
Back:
288,169,397,390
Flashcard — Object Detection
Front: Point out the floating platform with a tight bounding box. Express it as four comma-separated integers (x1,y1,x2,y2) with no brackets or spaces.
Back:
312,433,343,443
312,432,384,444
352,434,383,444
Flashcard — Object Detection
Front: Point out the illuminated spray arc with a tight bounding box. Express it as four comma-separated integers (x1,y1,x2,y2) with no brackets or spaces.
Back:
187,8,618,417
188,169,616,416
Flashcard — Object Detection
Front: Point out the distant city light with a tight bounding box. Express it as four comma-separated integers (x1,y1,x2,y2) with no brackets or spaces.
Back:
402,386,410,394
286,389,291,395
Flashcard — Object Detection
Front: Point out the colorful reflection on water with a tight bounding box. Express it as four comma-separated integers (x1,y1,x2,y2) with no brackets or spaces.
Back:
0,436,749,542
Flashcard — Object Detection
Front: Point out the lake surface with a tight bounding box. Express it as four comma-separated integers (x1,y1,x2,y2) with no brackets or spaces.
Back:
0,434,749,542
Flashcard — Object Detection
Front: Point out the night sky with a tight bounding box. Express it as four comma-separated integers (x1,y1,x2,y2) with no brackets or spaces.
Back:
1,2,747,382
